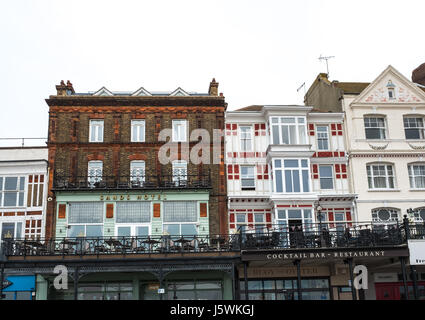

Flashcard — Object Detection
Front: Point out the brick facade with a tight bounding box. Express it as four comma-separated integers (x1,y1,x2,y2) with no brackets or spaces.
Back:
45,82,228,238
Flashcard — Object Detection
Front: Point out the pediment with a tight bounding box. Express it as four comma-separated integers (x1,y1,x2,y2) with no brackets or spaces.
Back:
169,87,189,96
352,65,425,104
131,87,152,96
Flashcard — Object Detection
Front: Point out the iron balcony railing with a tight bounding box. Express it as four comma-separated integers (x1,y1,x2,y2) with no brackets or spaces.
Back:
1,234,240,257
2,222,424,257
52,174,212,191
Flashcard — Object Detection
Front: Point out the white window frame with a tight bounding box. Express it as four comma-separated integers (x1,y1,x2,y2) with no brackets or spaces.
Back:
130,161,145,184
115,224,151,237
270,117,307,145
366,163,395,190
67,224,104,238
273,159,310,193
88,161,103,187
89,120,104,143
404,117,425,140
316,126,330,150
239,126,253,151
172,120,187,142
241,166,255,190
408,163,425,189
172,160,187,184
364,116,386,140
371,208,399,223
388,88,395,100
0,176,26,208
319,165,334,190
1,220,24,240
235,213,266,233
131,120,145,142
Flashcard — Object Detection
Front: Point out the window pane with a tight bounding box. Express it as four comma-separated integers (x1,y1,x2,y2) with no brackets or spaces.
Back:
181,224,197,235
86,225,103,237
293,170,300,192
117,227,131,237
1,223,15,239
302,170,309,192
288,210,302,219
163,201,197,222
281,126,289,144
284,160,298,168
275,170,283,193
299,126,306,144
136,226,149,236
272,126,280,144
4,192,17,206
285,170,292,192
5,177,17,190
163,224,179,235
68,202,103,223
116,202,151,223
68,225,85,237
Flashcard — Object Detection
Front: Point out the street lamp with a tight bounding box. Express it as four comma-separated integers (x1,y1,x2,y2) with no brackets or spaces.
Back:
315,204,325,247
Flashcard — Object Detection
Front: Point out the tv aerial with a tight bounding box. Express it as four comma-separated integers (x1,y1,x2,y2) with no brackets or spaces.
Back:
318,54,335,77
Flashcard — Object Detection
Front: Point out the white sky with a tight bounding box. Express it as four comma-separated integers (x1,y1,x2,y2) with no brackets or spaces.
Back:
1,0,424,146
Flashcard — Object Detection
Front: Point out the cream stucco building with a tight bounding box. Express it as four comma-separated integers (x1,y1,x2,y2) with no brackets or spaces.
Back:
306,65,425,224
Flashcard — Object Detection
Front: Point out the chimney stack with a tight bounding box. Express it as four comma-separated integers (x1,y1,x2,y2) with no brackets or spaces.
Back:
56,80,75,96
412,63,425,86
208,78,219,96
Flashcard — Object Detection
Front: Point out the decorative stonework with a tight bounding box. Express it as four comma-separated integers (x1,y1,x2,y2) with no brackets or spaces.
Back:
368,143,388,150
408,143,425,150
364,82,421,103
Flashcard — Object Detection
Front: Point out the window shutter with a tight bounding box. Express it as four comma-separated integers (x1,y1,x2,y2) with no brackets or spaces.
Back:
106,204,114,219
153,203,161,218
58,204,66,219
200,203,208,217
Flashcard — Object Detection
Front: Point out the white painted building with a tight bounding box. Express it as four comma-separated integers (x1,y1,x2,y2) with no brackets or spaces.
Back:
225,105,355,233
339,66,425,223
0,147,48,240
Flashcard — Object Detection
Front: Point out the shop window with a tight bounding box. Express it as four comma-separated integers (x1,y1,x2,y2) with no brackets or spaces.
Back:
163,201,197,236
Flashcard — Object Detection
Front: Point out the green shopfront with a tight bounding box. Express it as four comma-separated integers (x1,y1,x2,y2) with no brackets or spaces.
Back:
54,191,210,239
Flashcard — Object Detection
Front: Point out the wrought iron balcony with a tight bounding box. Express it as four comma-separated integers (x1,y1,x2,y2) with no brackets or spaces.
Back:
2,222,424,258
238,221,419,250
1,234,240,257
52,174,211,191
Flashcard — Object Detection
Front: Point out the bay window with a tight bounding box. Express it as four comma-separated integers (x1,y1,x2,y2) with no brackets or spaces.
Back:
163,201,197,236
271,117,307,145
366,164,395,189
273,159,310,193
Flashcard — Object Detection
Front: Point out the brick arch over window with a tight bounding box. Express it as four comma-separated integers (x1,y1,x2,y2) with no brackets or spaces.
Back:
128,154,147,161
87,153,105,161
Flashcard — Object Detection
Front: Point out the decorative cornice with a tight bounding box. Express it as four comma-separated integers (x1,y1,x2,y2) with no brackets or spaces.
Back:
46,96,226,107
350,153,425,158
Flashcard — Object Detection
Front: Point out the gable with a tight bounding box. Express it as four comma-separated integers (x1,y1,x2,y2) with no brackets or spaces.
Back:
93,87,113,96
169,87,189,96
352,66,425,104
131,87,152,96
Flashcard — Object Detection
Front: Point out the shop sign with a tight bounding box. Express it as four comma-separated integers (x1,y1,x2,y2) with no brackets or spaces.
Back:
242,248,408,261
100,194,167,201
408,240,425,265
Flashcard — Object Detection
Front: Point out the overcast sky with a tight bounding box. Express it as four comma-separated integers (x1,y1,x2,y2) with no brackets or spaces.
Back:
1,0,424,146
